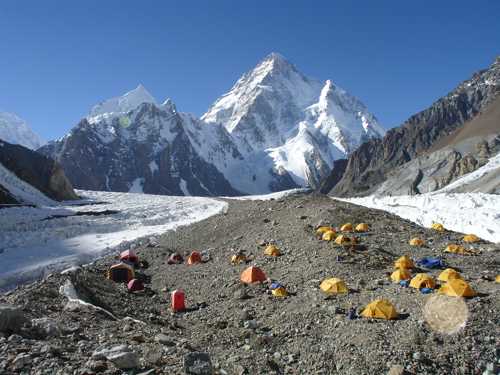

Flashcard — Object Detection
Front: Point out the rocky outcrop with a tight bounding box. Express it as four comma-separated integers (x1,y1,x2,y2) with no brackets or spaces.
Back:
328,56,500,196
0,140,78,204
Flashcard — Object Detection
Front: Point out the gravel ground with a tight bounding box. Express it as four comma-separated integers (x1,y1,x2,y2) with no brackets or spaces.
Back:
0,193,499,375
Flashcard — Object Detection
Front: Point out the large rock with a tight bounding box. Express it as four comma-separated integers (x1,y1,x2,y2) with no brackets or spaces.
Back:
92,345,139,369
0,304,27,333
30,318,60,338
183,352,213,375
0,139,77,204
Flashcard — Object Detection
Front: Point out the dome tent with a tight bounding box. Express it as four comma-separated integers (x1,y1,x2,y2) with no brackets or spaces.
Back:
240,266,267,284
107,262,135,283
439,279,477,297
390,268,411,282
361,299,398,320
320,278,348,295
438,268,462,282
410,273,436,289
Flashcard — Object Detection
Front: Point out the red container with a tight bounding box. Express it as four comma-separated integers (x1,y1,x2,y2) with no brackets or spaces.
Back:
171,289,185,312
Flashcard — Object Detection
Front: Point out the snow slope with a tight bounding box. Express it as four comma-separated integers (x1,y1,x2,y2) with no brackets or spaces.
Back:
338,193,500,243
0,160,57,206
0,112,46,150
0,190,226,289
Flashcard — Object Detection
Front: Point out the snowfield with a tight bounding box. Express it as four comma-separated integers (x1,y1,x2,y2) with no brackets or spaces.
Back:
338,193,500,243
0,190,226,290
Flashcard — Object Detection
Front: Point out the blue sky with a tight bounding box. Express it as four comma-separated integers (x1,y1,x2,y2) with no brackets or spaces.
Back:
0,1,498,140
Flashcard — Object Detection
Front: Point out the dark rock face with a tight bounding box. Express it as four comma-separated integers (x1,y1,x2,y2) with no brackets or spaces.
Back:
0,140,78,204
318,159,348,194
39,104,241,196
328,57,500,197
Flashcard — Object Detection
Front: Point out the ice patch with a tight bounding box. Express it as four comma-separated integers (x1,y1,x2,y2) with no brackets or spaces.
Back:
129,178,145,193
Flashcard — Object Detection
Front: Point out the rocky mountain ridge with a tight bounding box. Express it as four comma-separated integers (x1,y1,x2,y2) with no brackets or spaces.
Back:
326,56,500,196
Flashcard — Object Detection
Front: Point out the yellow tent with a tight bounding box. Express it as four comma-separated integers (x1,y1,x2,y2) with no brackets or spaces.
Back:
355,223,369,232
320,278,348,295
431,223,445,232
394,255,415,270
444,244,477,255
463,234,480,243
340,223,353,232
335,235,352,245
409,238,425,246
316,226,334,236
439,279,476,297
271,286,288,297
322,230,336,241
410,273,436,289
361,299,398,320
264,244,281,257
495,275,500,283
231,254,247,265
438,268,462,282
390,268,411,282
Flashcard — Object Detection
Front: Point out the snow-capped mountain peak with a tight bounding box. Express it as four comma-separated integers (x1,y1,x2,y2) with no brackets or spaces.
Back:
88,84,157,123
0,112,46,150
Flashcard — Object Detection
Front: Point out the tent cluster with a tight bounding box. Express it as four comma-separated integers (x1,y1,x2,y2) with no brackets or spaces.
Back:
316,222,366,246
107,250,145,293
391,254,477,297
167,250,208,265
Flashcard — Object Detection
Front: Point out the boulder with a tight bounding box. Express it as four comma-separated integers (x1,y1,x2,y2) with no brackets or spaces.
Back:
31,318,60,338
184,352,213,375
92,345,139,369
0,304,27,333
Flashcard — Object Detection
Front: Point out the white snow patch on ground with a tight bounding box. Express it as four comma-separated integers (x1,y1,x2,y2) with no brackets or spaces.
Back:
0,190,226,289
226,188,310,201
338,193,500,243
149,160,159,174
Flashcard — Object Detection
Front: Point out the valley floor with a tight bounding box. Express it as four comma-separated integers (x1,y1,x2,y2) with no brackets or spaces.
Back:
0,193,498,374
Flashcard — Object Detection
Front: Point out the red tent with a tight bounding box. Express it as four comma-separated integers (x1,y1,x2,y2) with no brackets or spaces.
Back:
127,279,144,292
167,253,184,265
187,251,202,265
120,250,139,265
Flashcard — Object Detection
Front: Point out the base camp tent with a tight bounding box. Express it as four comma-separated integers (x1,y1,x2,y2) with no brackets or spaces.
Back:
322,231,336,241
240,266,267,284
438,268,462,282
107,262,135,283
127,278,144,292
390,268,411,282
394,255,415,270
120,250,139,265
264,245,281,257
409,238,425,246
320,278,348,295
361,299,398,320
463,234,480,243
410,273,436,289
231,254,248,265
340,223,353,232
271,286,288,297
445,244,477,255
187,251,202,265
355,223,369,232
431,223,445,232
439,279,476,297
335,235,352,245
167,253,184,265
316,226,335,236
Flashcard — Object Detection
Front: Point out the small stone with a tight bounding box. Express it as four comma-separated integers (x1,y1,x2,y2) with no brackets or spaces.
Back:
412,352,422,361
86,360,107,372
92,345,139,369
155,333,176,346
183,352,212,375
31,318,60,338
243,320,257,329
233,288,249,300
388,364,406,375
12,353,31,370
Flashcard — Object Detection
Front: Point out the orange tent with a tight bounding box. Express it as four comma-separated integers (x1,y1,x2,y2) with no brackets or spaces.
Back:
120,250,139,265
107,263,135,283
431,223,445,232
390,268,411,282
316,226,334,236
187,251,202,265
463,234,480,243
355,223,369,232
264,245,281,257
240,266,267,284
438,268,462,282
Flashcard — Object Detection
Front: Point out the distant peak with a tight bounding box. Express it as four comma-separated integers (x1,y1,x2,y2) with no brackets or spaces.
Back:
161,98,177,114
263,52,287,62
